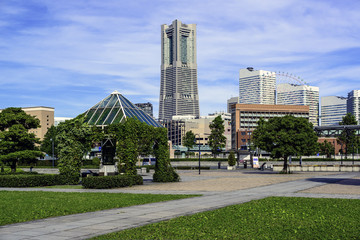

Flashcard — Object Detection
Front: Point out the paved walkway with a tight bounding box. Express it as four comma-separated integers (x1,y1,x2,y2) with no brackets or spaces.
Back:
0,171,359,240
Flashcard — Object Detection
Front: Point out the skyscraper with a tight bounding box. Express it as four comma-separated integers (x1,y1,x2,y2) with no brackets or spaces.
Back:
321,96,347,126
277,83,319,126
239,67,276,105
159,19,199,120
227,97,239,113
347,90,360,123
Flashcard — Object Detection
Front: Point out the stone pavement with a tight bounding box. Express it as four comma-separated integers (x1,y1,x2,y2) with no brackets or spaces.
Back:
0,171,359,240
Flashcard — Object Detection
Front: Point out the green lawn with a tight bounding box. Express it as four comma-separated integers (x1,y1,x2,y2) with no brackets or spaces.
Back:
0,191,198,226
93,197,360,240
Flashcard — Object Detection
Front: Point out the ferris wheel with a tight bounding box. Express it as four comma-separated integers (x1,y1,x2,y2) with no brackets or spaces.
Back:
271,71,319,126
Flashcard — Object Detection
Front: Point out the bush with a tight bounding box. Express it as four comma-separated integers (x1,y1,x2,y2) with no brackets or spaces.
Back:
153,167,180,182
228,151,236,166
0,174,69,187
82,175,143,189
91,157,100,166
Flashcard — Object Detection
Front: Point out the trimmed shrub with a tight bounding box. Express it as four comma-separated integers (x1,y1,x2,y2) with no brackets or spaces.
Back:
0,174,68,187
91,157,100,166
82,175,143,189
153,167,179,182
228,151,236,166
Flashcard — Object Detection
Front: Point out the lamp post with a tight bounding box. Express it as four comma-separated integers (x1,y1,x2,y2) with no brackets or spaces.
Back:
194,134,201,175
50,138,55,168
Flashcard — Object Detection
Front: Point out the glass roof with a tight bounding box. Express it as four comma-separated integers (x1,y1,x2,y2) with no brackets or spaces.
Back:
84,91,163,128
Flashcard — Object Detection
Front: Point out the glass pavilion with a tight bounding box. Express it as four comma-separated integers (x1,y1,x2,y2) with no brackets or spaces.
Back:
84,91,162,128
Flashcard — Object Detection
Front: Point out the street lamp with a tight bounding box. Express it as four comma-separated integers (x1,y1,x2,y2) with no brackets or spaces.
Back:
50,138,55,168
194,134,201,175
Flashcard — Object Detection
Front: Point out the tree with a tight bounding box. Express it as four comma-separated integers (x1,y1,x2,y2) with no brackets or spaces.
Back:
338,113,358,158
208,116,226,158
56,115,93,183
0,108,43,172
41,125,58,158
183,131,196,157
153,127,179,182
319,140,335,158
108,118,155,175
252,115,319,173
108,117,179,182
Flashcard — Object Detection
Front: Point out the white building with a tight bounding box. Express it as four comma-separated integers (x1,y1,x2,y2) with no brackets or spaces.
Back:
347,90,360,123
239,67,276,105
277,83,319,126
159,19,199,120
54,117,73,126
321,96,347,126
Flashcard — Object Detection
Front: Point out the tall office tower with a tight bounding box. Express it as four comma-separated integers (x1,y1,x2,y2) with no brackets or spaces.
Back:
227,97,239,113
239,67,276,105
321,96,347,126
159,19,199,120
277,83,319,126
347,90,360,123
135,102,153,117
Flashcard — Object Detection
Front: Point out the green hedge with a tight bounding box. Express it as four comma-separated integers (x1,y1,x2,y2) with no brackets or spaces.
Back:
82,175,143,189
0,174,69,187
260,158,360,162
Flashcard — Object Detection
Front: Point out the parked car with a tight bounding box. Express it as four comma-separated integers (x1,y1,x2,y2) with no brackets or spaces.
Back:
142,158,156,166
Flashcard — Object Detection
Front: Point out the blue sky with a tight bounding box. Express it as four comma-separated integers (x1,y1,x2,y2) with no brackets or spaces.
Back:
1,0,360,118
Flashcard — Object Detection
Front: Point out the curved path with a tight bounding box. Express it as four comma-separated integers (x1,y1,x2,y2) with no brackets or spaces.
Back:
0,170,359,240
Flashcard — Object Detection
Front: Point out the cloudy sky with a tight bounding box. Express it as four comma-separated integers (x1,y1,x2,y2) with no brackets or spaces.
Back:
1,0,359,118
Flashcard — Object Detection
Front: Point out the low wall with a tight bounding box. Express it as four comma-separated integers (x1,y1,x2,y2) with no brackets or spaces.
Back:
273,165,360,172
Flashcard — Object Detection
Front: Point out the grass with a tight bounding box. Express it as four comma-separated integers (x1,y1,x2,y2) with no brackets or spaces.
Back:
93,197,360,240
0,191,199,226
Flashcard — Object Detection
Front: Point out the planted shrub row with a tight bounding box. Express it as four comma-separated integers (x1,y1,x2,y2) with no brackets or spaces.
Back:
0,174,69,187
82,175,143,189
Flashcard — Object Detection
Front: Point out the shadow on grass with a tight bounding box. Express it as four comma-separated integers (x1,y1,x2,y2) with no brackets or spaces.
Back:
306,178,360,186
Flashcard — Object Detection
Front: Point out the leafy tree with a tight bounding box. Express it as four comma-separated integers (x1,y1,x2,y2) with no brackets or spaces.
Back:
107,118,178,181
41,125,58,158
56,115,93,184
319,140,335,158
153,127,179,182
0,108,43,172
208,116,226,158
228,151,236,166
252,115,319,173
338,113,358,158
183,130,196,157
108,118,155,175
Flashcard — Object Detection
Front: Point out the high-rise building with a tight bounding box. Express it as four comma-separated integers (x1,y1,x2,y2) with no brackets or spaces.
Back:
159,19,199,120
135,102,153,117
321,96,347,126
21,107,54,140
227,97,239,113
239,67,276,105
347,90,360,123
277,83,319,126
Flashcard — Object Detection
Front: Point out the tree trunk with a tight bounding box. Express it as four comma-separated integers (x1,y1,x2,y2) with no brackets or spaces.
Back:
11,159,17,173
282,156,288,173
